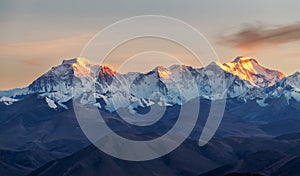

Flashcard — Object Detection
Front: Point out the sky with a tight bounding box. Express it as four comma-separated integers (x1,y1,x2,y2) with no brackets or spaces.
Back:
0,0,300,90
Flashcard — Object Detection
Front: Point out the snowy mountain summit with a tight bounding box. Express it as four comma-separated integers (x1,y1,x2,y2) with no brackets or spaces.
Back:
216,56,285,87
0,57,299,111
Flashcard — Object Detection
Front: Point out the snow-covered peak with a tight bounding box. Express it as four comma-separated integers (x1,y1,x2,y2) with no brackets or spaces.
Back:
216,56,285,87
96,66,117,86
285,71,300,91
153,66,172,79
62,57,90,65
61,57,106,78
99,65,116,78
233,56,258,63
71,57,93,77
205,61,226,72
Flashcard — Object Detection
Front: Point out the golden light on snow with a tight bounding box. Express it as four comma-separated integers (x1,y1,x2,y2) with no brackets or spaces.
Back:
156,66,172,79
216,57,285,86
72,57,91,76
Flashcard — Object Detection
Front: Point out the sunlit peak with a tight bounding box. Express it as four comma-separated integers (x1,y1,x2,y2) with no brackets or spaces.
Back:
216,57,285,87
76,57,90,66
72,57,91,77
156,66,172,79
100,65,116,76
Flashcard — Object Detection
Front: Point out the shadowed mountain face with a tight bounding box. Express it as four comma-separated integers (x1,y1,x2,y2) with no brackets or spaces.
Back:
200,135,300,176
27,133,300,176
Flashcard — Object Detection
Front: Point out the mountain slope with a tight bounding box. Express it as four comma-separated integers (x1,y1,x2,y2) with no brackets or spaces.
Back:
1,93,299,176
27,133,300,176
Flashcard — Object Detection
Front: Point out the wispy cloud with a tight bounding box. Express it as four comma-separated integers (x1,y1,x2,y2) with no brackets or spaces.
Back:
219,22,300,52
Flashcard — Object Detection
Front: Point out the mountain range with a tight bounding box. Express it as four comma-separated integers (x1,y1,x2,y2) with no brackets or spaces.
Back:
1,56,299,112
0,56,300,176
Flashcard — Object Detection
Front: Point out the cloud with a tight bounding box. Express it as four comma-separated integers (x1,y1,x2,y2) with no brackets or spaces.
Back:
219,22,300,52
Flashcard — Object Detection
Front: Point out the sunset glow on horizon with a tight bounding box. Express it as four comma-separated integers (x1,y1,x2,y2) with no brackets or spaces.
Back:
1,0,300,90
